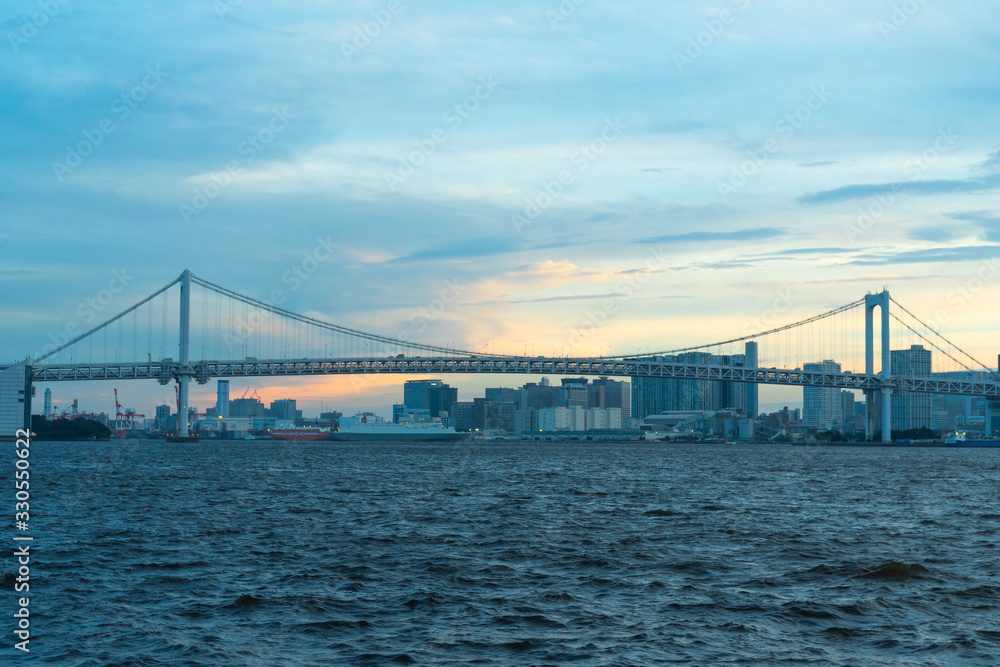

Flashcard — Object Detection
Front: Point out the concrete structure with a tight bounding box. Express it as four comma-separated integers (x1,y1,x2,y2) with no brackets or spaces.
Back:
0,364,32,438
631,343,756,419
451,401,474,431
269,399,298,421
538,406,621,432
891,345,932,431
593,377,631,420
216,380,229,418
865,289,892,442
155,404,172,431
44,388,52,418
803,360,843,430
403,379,457,419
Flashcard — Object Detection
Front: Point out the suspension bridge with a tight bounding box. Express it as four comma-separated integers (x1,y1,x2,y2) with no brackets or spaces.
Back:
3,270,999,442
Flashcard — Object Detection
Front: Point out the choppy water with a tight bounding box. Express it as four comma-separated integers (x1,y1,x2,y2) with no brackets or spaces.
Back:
5,440,1000,665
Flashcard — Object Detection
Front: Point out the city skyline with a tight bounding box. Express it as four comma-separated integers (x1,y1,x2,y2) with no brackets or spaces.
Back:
3,2,999,418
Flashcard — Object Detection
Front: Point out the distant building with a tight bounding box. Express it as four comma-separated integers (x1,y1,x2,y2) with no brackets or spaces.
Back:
216,380,230,418
451,401,474,431
803,360,843,430
403,380,458,419
592,378,631,420
230,397,267,418
631,347,752,418
890,345,932,431
44,388,52,418
269,399,297,421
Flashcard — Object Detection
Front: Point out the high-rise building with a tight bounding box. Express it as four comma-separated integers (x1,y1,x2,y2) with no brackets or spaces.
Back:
558,382,588,409
216,380,230,418
230,397,267,418
523,381,559,410
403,380,458,419
486,387,523,409
592,378,631,420
803,360,843,430
269,399,297,420
891,345,932,431
630,345,753,419
451,401,474,431
44,388,52,418
155,404,172,431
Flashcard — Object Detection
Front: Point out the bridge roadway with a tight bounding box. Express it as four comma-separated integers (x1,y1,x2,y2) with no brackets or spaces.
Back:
21,356,1000,397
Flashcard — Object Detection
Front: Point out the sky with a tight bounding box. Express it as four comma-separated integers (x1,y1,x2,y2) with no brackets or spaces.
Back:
2,0,999,418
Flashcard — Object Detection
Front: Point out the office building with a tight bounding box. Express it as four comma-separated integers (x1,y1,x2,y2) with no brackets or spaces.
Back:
630,345,754,419
0,364,32,437
403,379,458,419
269,399,298,421
216,380,230,418
890,345,932,431
803,360,843,430
593,378,631,420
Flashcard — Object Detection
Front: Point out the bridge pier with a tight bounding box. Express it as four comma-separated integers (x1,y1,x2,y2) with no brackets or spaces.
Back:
865,290,892,443
177,270,192,438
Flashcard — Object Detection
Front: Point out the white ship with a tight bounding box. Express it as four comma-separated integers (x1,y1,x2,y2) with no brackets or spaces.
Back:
331,413,468,442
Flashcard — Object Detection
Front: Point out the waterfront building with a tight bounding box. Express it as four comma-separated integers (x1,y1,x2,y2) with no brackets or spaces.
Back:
216,380,230,418
630,345,754,419
802,360,843,430
403,379,458,419
890,345,932,431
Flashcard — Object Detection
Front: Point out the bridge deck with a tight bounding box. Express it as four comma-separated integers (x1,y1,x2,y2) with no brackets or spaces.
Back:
19,357,1000,397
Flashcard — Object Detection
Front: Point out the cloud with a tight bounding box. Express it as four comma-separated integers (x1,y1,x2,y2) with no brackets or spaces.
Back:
847,245,1000,266
634,227,787,245
390,236,522,263
980,148,1000,172
797,175,1000,205
798,161,840,168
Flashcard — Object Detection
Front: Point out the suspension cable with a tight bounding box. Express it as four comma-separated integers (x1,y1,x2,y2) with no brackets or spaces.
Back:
35,276,183,363
617,298,865,360
889,313,979,375
189,273,515,359
890,297,991,372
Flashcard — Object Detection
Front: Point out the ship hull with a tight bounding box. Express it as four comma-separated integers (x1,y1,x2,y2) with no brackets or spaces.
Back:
330,432,468,443
269,429,331,441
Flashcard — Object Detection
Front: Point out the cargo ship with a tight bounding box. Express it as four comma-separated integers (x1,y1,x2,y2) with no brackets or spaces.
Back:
269,427,331,441
331,413,467,443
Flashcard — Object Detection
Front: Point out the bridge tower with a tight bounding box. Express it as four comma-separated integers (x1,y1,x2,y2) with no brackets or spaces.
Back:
177,269,193,438
865,289,891,443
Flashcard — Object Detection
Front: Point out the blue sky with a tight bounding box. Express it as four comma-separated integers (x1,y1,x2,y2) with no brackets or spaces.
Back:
2,1,999,416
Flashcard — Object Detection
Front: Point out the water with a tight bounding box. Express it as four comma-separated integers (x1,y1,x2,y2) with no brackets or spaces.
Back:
7,440,1000,665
